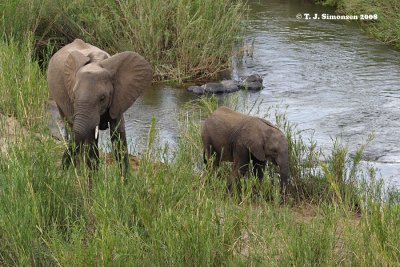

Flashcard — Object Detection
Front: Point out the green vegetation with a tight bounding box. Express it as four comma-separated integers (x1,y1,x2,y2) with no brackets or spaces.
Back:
316,0,400,49
0,0,244,82
1,1,399,265
0,37,48,131
1,37,399,265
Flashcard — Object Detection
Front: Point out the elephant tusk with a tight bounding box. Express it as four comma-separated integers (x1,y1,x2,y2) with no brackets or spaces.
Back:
95,125,99,140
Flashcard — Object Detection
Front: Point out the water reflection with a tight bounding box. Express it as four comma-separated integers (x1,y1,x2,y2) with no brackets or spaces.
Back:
99,85,195,154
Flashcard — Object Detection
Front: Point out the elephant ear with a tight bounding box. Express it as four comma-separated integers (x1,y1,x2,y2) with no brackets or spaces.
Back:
240,119,267,161
237,133,267,162
100,51,153,119
248,139,267,161
64,51,90,98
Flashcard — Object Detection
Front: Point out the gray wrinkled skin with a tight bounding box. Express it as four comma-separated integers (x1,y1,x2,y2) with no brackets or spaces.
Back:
202,106,289,193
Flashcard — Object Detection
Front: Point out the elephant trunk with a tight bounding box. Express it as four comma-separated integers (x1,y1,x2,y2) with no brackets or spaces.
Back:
279,164,289,191
72,108,100,145
277,150,290,194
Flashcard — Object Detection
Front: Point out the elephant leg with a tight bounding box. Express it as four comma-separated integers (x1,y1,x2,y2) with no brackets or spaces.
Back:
204,144,220,170
57,106,72,168
251,155,266,182
85,136,99,190
230,148,250,193
57,105,78,169
57,105,72,141
62,141,80,169
110,116,129,176
62,147,73,169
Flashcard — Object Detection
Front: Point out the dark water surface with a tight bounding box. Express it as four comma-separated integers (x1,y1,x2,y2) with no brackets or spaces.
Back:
108,0,400,186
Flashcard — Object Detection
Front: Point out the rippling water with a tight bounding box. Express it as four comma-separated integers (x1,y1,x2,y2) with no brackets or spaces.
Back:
121,85,195,153
233,0,400,185
106,0,400,186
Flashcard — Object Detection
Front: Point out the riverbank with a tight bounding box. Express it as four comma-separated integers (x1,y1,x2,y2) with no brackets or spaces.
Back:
1,1,400,265
316,0,400,49
1,38,399,265
1,0,244,83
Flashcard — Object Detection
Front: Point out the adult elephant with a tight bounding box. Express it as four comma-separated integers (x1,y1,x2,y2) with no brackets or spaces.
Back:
47,39,152,173
202,106,289,194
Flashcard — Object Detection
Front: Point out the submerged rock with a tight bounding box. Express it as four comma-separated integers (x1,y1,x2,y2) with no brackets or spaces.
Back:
244,74,263,83
240,81,263,91
240,74,263,91
202,82,225,94
220,80,239,93
187,85,205,95
186,74,264,94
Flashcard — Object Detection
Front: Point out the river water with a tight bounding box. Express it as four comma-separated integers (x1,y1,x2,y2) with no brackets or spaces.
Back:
118,0,400,187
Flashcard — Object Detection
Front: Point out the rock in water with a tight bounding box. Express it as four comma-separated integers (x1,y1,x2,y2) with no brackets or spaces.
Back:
244,74,263,83
241,81,263,91
187,85,205,95
220,80,239,93
240,74,263,91
202,83,225,94
187,76,262,95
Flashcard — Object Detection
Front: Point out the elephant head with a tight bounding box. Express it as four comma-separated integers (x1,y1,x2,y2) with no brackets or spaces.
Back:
48,39,153,171
63,50,152,144
243,117,290,191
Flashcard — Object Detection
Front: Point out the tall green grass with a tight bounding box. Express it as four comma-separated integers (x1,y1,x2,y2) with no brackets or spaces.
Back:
316,0,400,50
0,36,48,131
0,39,399,266
0,1,45,40
1,0,245,82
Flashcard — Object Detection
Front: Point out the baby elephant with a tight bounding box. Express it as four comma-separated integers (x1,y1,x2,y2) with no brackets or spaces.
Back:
202,106,289,193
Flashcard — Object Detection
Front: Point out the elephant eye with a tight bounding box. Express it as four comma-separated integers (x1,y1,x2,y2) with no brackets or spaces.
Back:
100,95,106,101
